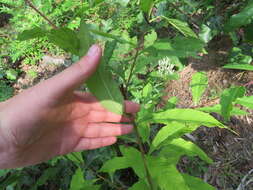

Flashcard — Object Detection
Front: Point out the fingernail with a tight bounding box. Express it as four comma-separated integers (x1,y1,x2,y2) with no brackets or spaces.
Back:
87,44,99,56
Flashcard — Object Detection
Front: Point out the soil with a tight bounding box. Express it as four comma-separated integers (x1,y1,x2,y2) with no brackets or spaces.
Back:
162,35,253,190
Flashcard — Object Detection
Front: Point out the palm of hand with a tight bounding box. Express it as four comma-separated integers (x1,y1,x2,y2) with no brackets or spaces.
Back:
0,45,139,168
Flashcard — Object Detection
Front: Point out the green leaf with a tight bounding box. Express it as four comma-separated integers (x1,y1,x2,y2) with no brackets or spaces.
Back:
224,1,253,32
138,122,150,143
86,41,124,114
164,96,178,109
161,138,213,164
18,27,47,41
223,64,253,71
129,180,149,190
197,104,249,116
66,152,83,166
161,16,197,38
100,157,129,178
120,146,146,178
148,157,190,190
199,24,213,43
151,122,198,152
70,168,100,190
6,69,18,80
77,22,124,114
140,0,154,15
190,72,208,105
149,37,205,58
220,86,246,121
170,37,205,57
70,168,85,190
90,29,135,46
101,146,145,179
48,28,80,55
145,109,226,128
182,174,216,190
144,30,157,48
142,83,153,98
78,21,94,57
236,96,253,110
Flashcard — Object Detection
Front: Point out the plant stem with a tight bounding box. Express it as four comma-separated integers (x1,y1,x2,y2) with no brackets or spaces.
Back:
133,121,155,190
25,0,58,29
125,48,140,92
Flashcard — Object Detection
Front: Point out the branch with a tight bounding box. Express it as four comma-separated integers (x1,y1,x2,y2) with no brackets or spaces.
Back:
25,0,58,29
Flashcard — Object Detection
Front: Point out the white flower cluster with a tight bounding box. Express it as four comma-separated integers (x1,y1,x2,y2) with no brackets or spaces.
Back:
158,57,175,75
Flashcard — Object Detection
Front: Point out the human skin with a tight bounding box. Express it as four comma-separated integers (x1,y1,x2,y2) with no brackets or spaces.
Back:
0,45,139,169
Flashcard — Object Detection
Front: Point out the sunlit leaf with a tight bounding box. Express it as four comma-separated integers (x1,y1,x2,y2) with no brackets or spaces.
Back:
236,96,253,110
150,122,196,153
148,156,190,190
220,86,246,121
161,138,213,164
142,83,153,98
145,109,226,128
190,72,208,105
223,64,253,71
182,174,216,190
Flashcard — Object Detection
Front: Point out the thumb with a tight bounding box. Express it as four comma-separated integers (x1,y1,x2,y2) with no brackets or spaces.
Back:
36,44,102,97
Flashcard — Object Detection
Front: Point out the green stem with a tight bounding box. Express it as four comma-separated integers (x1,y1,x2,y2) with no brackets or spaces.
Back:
125,48,140,92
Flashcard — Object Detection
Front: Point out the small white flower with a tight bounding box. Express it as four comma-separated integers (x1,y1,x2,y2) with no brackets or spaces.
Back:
158,57,175,75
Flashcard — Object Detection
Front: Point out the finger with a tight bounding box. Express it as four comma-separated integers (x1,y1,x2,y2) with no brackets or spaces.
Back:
74,137,117,151
74,92,140,113
124,101,140,113
83,123,133,138
34,45,102,99
88,110,131,123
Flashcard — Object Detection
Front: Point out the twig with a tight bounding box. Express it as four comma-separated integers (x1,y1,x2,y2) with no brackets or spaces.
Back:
25,0,58,29
133,121,155,190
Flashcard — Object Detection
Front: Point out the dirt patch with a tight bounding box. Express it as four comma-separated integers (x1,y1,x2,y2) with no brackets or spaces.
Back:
13,55,69,94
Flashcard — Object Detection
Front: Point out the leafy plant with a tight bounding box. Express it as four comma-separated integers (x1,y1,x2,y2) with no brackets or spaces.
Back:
2,0,253,189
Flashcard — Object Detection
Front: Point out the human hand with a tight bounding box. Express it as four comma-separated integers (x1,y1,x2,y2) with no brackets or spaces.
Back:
0,45,139,169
